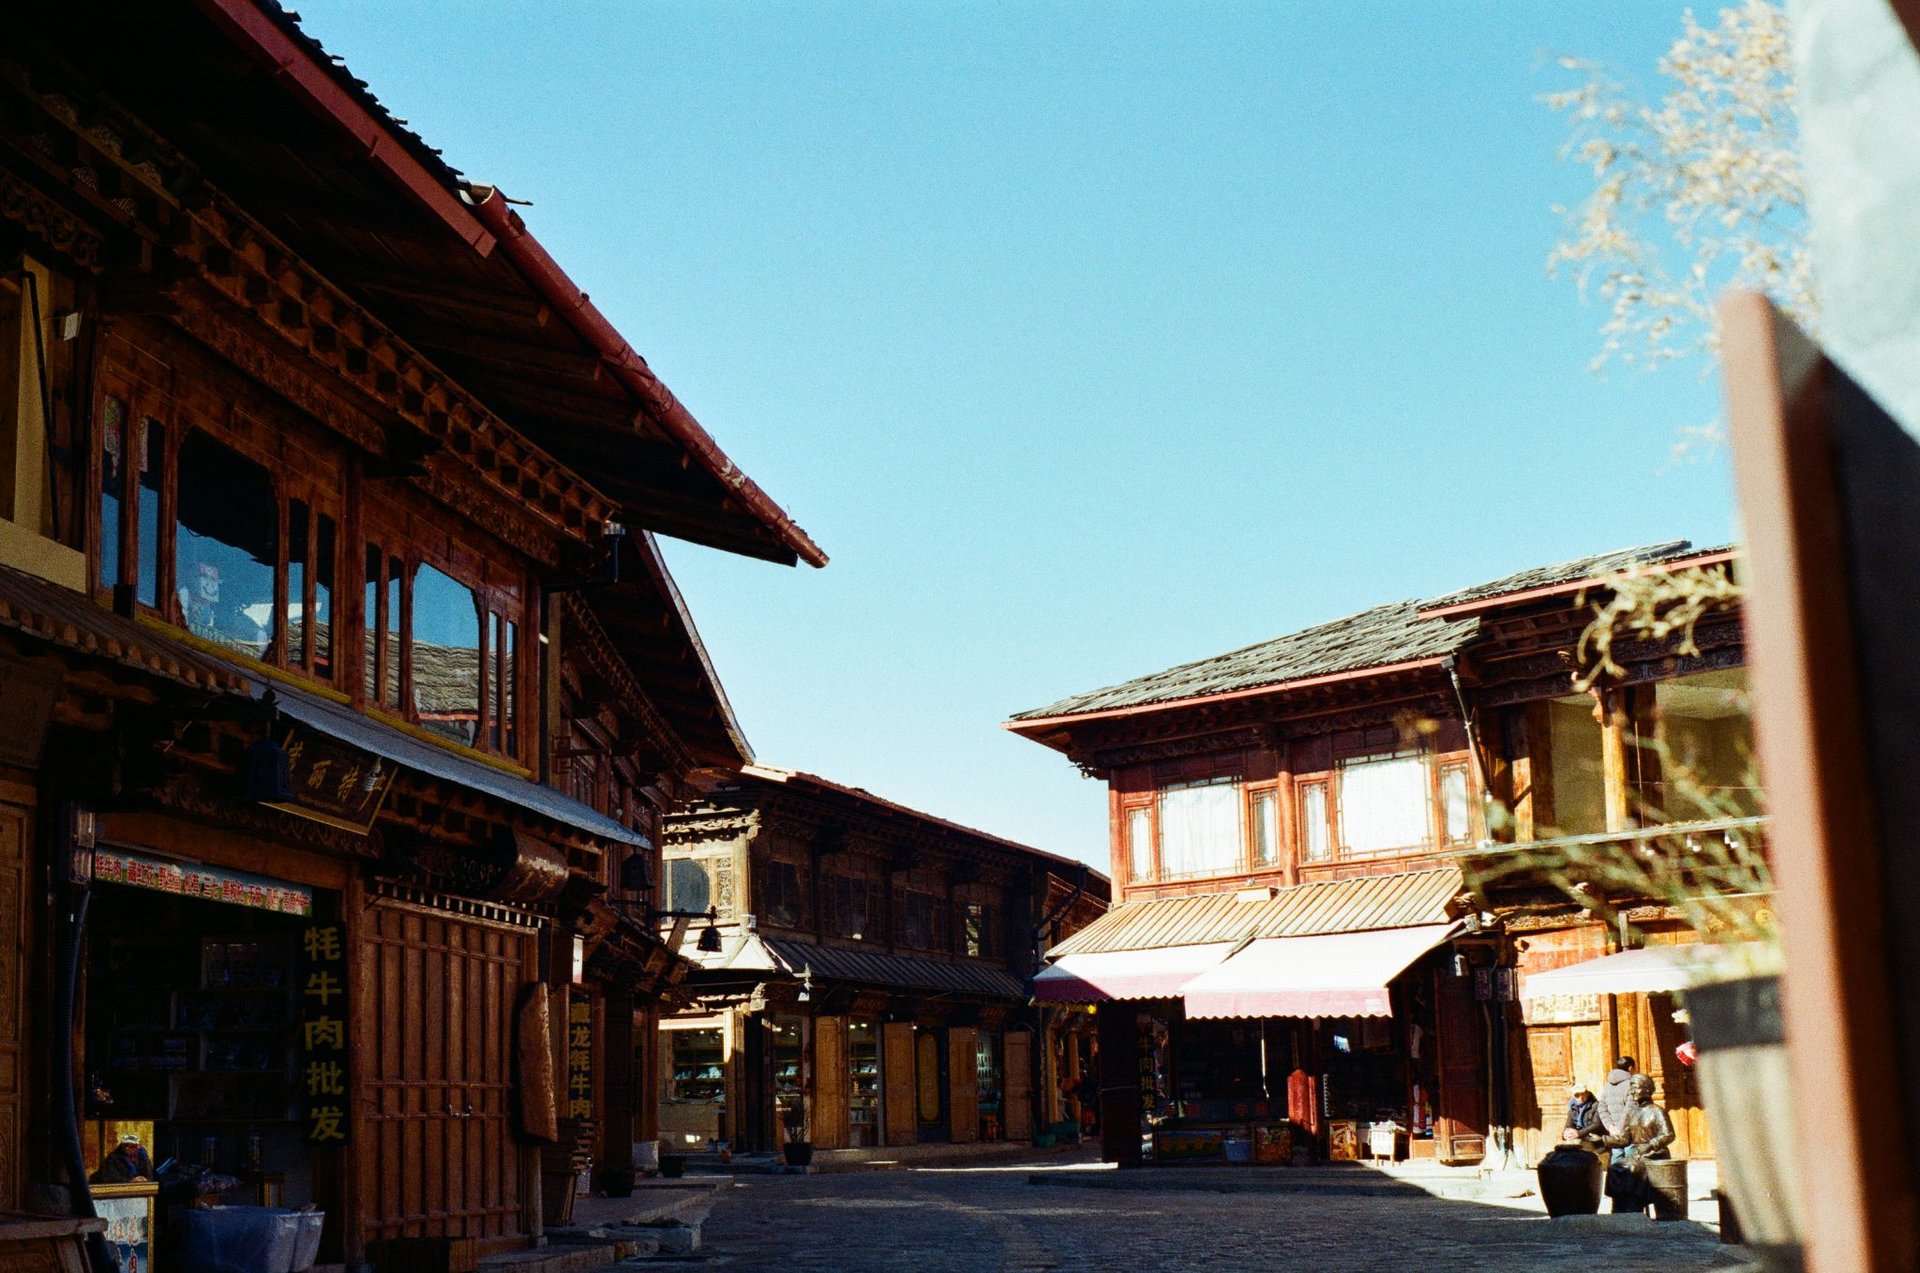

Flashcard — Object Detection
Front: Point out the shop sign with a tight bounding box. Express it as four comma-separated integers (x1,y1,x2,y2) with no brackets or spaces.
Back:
1522,992,1604,1025
383,830,571,905
266,722,395,834
300,921,351,1143
566,998,593,1120
93,846,313,916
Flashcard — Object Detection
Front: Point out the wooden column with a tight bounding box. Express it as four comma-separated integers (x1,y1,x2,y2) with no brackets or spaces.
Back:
881,1023,916,1147
947,1027,979,1144
599,990,635,1173
1597,687,1633,833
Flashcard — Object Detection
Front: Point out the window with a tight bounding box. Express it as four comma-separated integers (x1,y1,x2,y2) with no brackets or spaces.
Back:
760,860,802,928
97,397,122,592
900,891,940,950
667,857,711,914
97,405,163,605
286,500,335,677
1126,806,1153,881
1298,781,1330,862
829,874,871,940
1250,788,1279,867
411,562,482,746
134,418,163,609
363,546,405,707
963,902,999,959
1548,696,1608,835
1440,764,1473,843
1338,753,1431,854
175,430,278,660
1158,778,1243,878
1652,669,1759,818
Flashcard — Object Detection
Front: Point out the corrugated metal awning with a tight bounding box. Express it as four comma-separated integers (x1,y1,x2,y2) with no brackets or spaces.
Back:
1047,868,1463,959
762,938,1026,1000
1033,942,1237,1004
1182,923,1460,1020
0,563,244,692
257,677,646,847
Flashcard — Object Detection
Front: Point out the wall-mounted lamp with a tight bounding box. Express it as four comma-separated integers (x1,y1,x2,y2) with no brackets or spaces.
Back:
796,966,813,1003
656,906,724,954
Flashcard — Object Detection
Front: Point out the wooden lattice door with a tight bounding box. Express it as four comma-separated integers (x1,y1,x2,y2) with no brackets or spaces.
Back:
359,898,537,1249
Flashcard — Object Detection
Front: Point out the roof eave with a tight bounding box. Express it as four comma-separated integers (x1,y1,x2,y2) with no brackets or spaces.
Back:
1417,548,1740,620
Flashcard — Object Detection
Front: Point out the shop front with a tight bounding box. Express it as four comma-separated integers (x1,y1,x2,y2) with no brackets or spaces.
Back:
1036,869,1489,1167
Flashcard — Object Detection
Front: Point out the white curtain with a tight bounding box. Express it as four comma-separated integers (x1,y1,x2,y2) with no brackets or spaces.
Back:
1159,782,1242,877
1340,755,1430,853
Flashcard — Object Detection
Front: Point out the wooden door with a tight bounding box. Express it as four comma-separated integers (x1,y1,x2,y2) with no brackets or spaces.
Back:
1433,969,1488,1163
881,1023,916,1147
813,1016,848,1150
0,798,28,1210
359,898,537,1249
1003,1031,1032,1142
915,1028,948,1142
947,1027,978,1144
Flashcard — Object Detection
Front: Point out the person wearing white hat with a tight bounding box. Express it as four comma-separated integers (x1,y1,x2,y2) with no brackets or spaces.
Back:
92,1132,152,1184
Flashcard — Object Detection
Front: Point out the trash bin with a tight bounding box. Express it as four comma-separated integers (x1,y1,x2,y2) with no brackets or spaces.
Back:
1645,1158,1690,1222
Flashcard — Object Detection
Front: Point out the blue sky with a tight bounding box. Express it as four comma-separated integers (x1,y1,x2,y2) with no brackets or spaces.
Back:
299,2,1736,869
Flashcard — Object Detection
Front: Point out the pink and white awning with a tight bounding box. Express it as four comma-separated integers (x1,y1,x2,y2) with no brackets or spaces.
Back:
1032,941,1237,1004
1181,923,1461,1020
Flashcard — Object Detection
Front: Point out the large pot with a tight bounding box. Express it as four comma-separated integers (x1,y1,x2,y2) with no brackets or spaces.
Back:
783,1142,814,1167
1536,1144,1603,1217
1686,974,1801,1270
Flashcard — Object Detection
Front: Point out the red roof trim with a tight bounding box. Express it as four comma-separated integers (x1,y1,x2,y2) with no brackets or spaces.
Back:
191,0,496,257
468,189,828,570
1417,548,1741,619
1002,656,1452,734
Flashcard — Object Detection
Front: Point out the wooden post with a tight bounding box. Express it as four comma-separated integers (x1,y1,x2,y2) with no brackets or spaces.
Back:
1722,292,1920,1272
1596,687,1632,834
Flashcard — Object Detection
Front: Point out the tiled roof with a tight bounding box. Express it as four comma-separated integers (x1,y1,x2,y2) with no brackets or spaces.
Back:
1418,541,1705,613
763,938,1027,1000
0,564,245,693
1009,601,1478,722
1046,868,1464,959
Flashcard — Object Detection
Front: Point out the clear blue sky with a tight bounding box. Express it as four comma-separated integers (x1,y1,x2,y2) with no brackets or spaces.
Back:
300,2,1737,870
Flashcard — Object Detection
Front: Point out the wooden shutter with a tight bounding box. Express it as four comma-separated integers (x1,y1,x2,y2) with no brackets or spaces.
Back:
1003,1031,1032,1142
813,1016,849,1150
947,1027,978,1144
1433,967,1488,1164
881,1023,916,1147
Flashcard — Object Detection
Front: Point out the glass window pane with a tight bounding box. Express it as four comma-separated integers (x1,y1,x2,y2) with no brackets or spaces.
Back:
410,562,482,746
98,398,123,590
488,611,503,752
1442,767,1471,842
135,419,163,608
1127,807,1152,881
1301,784,1330,862
175,431,277,659
1252,790,1278,865
313,513,334,678
384,557,402,709
669,858,711,913
287,499,308,668
1158,779,1243,878
1339,754,1431,854
503,620,518,756
363,546,381,702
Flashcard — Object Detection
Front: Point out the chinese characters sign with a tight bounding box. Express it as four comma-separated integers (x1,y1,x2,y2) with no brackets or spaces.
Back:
566,998,593,1121
301,922,351,1143
94,847,312,915
264,722,395,834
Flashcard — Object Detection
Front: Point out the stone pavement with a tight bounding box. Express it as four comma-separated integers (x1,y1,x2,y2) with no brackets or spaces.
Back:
694,1151,1755,1271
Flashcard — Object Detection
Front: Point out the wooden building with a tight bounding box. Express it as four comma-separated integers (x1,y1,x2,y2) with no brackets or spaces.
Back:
659,767,1107,1156
1008,541,1755,1169
0,2,822,1265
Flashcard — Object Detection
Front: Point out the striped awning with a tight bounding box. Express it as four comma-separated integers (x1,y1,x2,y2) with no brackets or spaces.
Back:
1181,923,1460,1020
1032,942,1238,1004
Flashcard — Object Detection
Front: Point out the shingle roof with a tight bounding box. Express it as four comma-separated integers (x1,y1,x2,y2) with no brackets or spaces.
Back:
1009,540,1721,725
1009,601,1478,723
1047,868,1463,958
1417,541,1702,613
764,938,1027,1000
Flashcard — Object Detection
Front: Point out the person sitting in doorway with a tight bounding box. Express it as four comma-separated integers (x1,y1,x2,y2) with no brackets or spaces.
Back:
1562,1083,1601,1142
92,1132,152,1184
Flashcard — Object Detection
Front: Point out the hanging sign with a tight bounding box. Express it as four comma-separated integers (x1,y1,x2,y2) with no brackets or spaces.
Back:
94,846,312,915
266,722,395,834
300,921,351,1143
566,997,594,1121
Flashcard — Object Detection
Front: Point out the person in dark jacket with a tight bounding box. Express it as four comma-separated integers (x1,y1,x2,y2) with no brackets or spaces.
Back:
1596,1057,1637,1138
1563,1084,1601,1141
92,1133,152,1183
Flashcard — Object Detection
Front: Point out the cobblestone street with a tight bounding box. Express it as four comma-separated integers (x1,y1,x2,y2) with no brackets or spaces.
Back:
694,1158,1751,1272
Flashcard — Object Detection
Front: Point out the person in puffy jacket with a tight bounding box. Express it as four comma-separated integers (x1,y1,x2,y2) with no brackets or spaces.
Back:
1596,1057,1638,1151
1562,1084,1600,1142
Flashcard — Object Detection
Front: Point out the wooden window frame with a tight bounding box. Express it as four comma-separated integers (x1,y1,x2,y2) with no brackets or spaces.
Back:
1330,748,1442,859
1120,800,1156,884
1436,758,1476,846
1245,782,1280,872
1296,777,1333,864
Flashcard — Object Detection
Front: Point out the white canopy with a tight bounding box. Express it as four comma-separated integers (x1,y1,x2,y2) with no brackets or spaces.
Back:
1181,923,1460,1020
1520,945,1730,999
1032,942,1237,1003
